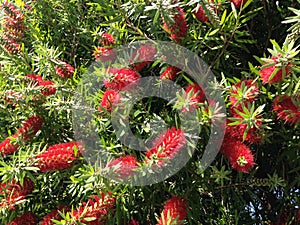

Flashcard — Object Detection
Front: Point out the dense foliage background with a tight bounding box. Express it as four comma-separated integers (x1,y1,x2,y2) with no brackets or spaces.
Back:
0,0,300,224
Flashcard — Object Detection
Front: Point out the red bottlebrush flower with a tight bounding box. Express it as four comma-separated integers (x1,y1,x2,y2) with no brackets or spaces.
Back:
127,219,140,225
194,0,216,23
17,115,43,141
0,178,34,210
231,0,249,7
157,196,187,225
94,47,116,62
3,39,21,54
229,79,259,107
221,138,255,173
104,68,141,90
71,194,115,225
179,83,205,112
131,44,157,71
273,95,300,126
163,7,188,43
259,56,291,84
40,206,70,225
55,61,75,78
108,155,139,178
35,142,82,172
0,134,19,156
100,33,115,46
160,66,180,80
3,1,24,20
146,127,186,164
26,74,56,96
7,212,37,225
99,89,121,112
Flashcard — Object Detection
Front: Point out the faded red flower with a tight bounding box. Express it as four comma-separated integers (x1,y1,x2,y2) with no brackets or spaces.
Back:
40,206,70,225
259,56,291,84
104,68,141,90
71,194,115,225
231,0,249,7
99,89,121,112
273,95,300,125
229,79,259,107
17,115,43,141
99,33,115,46
157,196,187,225
7,212,37,225
108,155,139,178
0,178,34,210
146,127,186,164
221,138,255,173
163,7,188,43
160,66,180,80
94,47,116,62
132,44,157,71
55,61,75,78
35,142,82,172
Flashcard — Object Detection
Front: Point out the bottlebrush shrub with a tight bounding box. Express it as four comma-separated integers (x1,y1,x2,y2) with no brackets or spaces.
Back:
0,0,300,224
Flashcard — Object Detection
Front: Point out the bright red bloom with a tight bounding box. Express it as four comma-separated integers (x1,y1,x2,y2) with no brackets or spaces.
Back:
180,83,205,112
132,44,157,71
231,0,249,7
104,68,141,90
108,155,139,178
94,47,116,62
221,138,255,173
157,196,187,225
71,194,115,225
35,142,82,172
259,56,291,84
17,115,43,141
40,206,70,225
26,74,56,97
194,0,215,23
163,7,188,43
229,79,259,107
55,61,75,78
0,178,34,210
99,89,121,112
160,66,180,80
7,212,37,225
127,219,140,225
146,127,186,164
0,134,19,156
100,33,115,46
273,95,300,125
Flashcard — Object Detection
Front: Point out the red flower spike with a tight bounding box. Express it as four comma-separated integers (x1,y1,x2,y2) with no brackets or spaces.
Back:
160,66,180,80
131,44,157,72
259,56,291,84
180,83,205,112
94,47,116,62
163,7,188,43
35,142,83,172
231,0,249,7
55,61,75,78
100,33,115,46
0,135,19,156
157,196,188,225
0,178,34,210
221,138,255,173
99,89,121,112
108,155,139,178
273,95,300,126
40,206,71,225
104,68,141,90
26,74,56,97
146,127,186,164
17,115,43,141
71,194,115,225
7,212,37,225
194,0,216,23
229,79,259,107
